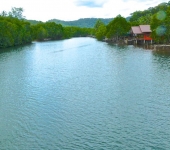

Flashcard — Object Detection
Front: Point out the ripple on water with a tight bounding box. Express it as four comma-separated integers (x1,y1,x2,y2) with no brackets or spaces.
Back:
0,38,170,149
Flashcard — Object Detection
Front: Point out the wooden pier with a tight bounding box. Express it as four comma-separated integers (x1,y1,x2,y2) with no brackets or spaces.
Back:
125,38,153,45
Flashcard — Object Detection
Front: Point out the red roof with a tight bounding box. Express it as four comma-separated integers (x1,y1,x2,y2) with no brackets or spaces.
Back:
131,25,151,34
139,25,151,32
131,26,142,34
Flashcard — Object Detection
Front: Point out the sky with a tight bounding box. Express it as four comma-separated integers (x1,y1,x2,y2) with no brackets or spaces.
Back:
0,0,169,21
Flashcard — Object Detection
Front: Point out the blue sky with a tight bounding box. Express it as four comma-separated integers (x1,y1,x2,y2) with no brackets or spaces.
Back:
0,0,169,21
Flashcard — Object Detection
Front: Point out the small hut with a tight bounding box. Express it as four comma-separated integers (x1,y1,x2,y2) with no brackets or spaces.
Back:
131,25,152,44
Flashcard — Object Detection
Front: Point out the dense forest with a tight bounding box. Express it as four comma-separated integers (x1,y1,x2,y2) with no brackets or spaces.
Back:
0,1,170,48
0,7,94,48
0,8,32,48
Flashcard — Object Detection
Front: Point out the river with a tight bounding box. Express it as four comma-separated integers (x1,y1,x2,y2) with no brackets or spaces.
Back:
0,37,170,149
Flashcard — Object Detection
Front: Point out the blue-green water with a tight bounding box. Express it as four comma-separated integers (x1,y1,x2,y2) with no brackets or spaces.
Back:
0,37,170,149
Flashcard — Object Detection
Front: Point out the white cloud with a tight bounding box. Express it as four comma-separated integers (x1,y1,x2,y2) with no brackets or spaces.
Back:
0,0,169,21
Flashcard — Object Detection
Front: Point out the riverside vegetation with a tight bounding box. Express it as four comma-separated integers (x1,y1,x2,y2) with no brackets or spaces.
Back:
0,2,170,49
0,7,94,48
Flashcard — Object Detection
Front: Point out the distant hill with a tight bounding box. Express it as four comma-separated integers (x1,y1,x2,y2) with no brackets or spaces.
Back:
125,16,131,21
26,17,133,28
47,18,114,28
26,20,43,25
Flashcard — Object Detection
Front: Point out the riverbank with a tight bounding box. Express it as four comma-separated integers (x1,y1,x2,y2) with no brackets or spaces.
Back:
135,44,170,51
153,45,170,51
104,38,170,51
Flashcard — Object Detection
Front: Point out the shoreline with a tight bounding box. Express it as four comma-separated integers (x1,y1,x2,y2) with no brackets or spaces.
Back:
104,39,170,51
1,37,170,52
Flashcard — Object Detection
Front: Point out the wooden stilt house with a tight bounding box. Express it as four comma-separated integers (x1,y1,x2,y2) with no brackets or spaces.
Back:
131,25,152,43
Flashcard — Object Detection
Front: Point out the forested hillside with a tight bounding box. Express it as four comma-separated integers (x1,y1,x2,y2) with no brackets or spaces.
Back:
26,19,43,25
130,2,170,25
48,18,113,28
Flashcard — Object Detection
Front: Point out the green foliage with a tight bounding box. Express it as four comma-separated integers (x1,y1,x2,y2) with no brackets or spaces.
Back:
94,19,103,29
31,22,93,41
44,22,63,40
36,26,48,41
26,19,43,25
130,2,170,25
63,26,94,38
0,7,25,20
137,14,152,25
0,11,8,17
0,16,32,48
31,22,64,41
48,18,113,28
151,6,170,43
0,20,14,47
8,7,25,19
128,1,170,44
0,7,32,48
94,20,106,40
106,15,130,39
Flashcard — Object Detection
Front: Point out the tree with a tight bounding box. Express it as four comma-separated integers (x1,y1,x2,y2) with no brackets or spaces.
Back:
44,22,63,40
0,16,32,48
106,15,130,40
36,27,48,41
137,14,152,25
151,6,170,43
94,19,104,30
8,7,25,20
0,11,8,17
129,1,170,25
0,20,14,47
94,20,106,40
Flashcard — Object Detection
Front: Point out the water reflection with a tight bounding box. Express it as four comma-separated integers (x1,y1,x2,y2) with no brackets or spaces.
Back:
107,43,129,49
153,49,170,57
152,50,170,70
0,43,33,54
133,44,154,50
0,38,170,149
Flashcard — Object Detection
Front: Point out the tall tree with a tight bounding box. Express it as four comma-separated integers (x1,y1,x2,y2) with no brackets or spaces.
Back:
0,16,32,48
94,20,106,40
0,11,8,17
106,15,130,39
8,7,25,19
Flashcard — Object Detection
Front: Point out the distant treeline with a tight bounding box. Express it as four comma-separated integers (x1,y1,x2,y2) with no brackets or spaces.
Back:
0,16,94,48
0,2,170,48
47,18,113,28
0,8,94,48
31,22,94,40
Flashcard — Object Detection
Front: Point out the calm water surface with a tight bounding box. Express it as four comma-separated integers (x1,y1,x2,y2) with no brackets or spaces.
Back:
0,37,170,149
